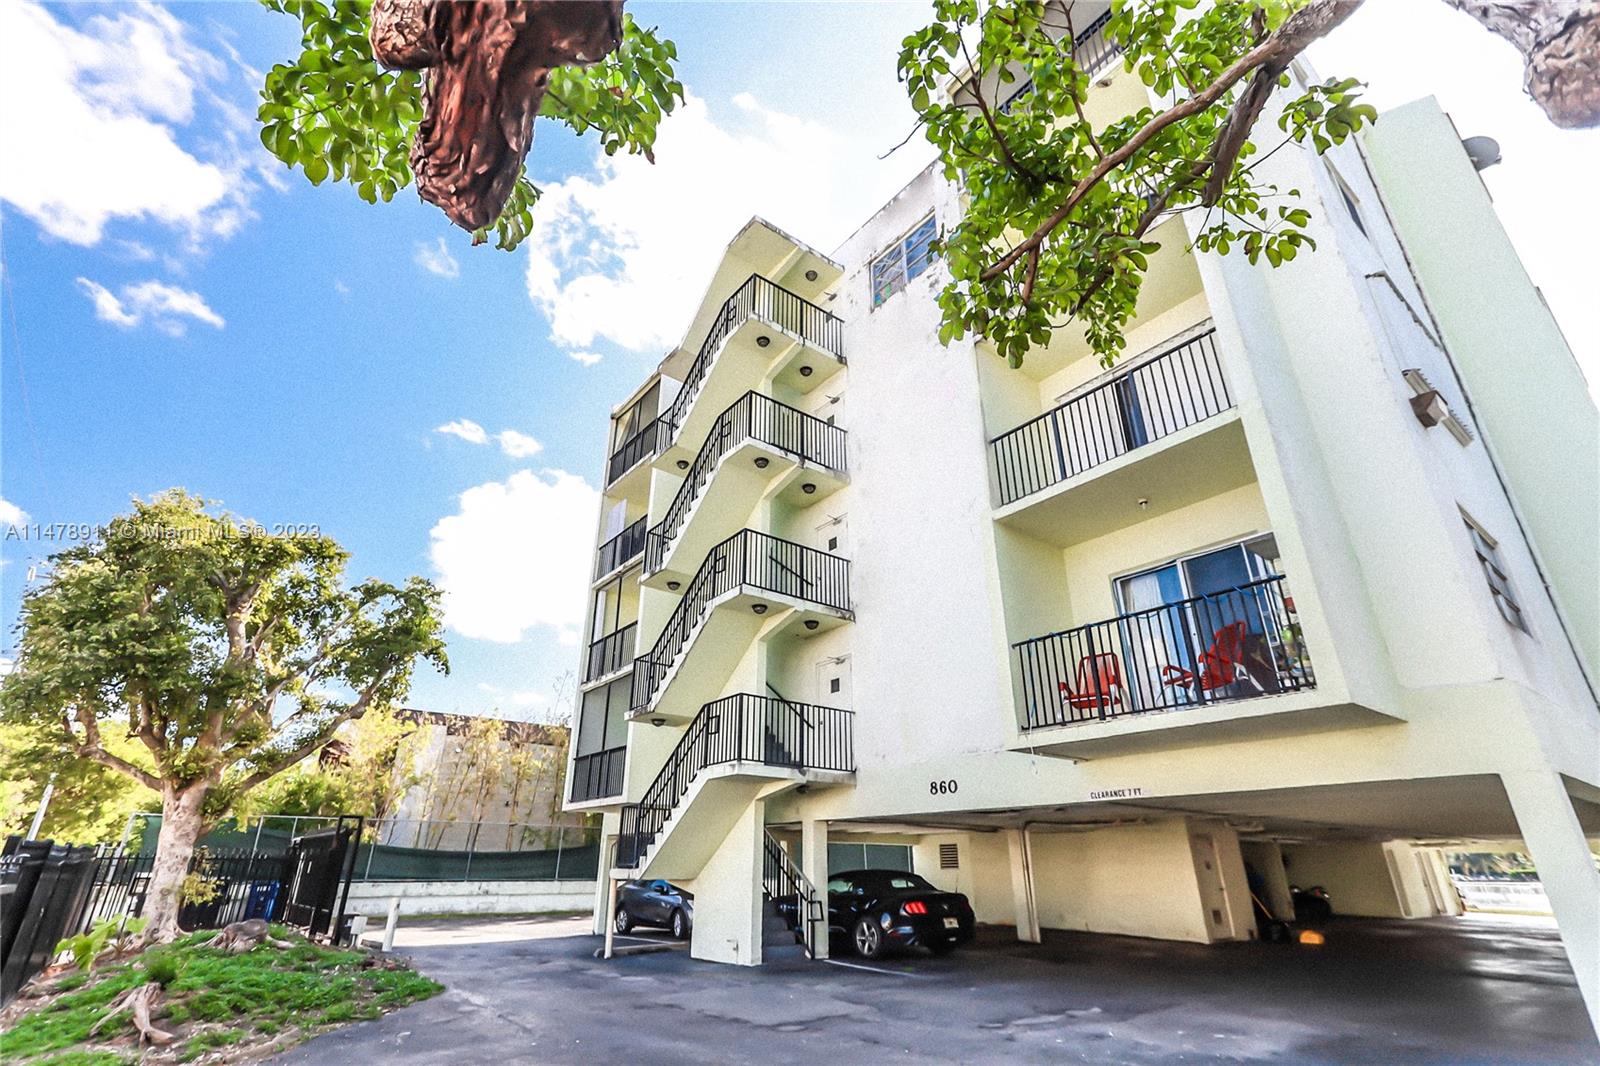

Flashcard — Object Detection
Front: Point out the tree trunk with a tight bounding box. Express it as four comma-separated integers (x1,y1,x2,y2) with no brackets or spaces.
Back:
143,785,208,943
1446,0,1600,128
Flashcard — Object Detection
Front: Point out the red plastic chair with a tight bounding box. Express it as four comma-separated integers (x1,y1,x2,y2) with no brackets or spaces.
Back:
1162,621,1260,693
1059,653,1124,713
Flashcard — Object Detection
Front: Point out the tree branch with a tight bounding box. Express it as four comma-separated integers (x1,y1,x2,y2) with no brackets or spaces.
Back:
66,707,162,791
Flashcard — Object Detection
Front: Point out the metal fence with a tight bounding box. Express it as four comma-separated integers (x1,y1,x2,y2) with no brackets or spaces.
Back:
595,516,648,580
129,815,600,884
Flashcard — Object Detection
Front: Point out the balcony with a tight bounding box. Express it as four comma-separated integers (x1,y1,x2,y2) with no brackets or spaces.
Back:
644,391,847,587
595,516,648,582
617,694,854,872
998,9,1120,114
607,417,668,491
657,275,845,470
631,530,852,722
1013,575,1315,733
569,746,626,804
584,622,636,686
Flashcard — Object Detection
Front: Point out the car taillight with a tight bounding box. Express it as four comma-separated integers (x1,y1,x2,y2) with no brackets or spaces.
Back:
902,901,928,916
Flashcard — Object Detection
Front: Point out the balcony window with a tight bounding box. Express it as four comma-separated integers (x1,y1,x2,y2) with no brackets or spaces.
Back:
1463,513,1527,632
870,215,938,307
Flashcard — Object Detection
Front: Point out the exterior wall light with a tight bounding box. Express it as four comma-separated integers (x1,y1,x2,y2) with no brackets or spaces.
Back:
804,619,820,631
651,717,665,727
801,483,816,494
756,335,771,348
805,269,819,282
799,366,813,377
667,581,681,591
754,457,770,470
752,604,768,615
676,459,689,470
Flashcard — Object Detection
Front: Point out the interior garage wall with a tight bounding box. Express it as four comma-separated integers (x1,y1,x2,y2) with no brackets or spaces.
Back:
1030,820,1213,942
914,832,1014,925
1281,841,1406,917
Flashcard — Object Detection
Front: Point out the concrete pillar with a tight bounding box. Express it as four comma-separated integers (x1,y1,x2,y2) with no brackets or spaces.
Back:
1240,840,1295,921
591,834,616,936
690,797,766,966
1005,827,1041,943
801,817,830,959
1503,771,1600,1039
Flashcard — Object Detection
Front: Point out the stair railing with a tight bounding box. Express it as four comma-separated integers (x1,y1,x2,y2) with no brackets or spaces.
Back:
762,831,826,959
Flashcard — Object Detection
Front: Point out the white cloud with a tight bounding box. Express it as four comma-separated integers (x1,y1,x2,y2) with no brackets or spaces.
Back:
0,2,247,246
495,429,543,459
435,419,489,446
76,277,225,336
524,91,928,355
567,350,603,367
429,469,599,643
476,681,551,708
413,236,460,279
0,497,27,526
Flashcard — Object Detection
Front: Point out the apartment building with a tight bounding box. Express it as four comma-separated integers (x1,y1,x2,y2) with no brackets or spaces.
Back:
563,14,1599,1033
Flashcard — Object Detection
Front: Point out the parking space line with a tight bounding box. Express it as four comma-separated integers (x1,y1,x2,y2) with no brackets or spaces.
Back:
823,958,926,977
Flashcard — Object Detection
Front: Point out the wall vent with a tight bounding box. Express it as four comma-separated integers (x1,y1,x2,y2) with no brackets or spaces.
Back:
939,843,960,870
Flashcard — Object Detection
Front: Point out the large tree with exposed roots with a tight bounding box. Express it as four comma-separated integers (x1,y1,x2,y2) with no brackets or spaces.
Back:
0,492,447,941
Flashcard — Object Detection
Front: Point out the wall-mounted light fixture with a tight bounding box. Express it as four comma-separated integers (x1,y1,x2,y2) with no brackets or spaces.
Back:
804,619,820,631
801,483,816,495
799,366,813,378
756,335,771,348
651,717,665,727
754,457,770,469
676,459,689,470
805,269,819,282
667,581,681,591
752,603,768,615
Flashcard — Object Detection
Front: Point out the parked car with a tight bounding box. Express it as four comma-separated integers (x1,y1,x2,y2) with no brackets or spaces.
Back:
614,879,693,939
823,869,975,959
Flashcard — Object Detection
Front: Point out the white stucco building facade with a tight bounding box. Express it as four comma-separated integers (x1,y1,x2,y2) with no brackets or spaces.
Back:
561,31,1599,1034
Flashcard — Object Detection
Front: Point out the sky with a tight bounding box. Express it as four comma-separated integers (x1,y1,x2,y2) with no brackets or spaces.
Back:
1,0,1595,724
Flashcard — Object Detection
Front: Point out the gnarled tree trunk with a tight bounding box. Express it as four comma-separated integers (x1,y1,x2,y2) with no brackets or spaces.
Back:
1446,0,1600,128
142,784,208,943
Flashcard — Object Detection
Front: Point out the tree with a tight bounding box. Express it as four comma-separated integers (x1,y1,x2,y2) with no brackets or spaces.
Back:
0,722,151,844
260,0,1596,362
0,491,447,940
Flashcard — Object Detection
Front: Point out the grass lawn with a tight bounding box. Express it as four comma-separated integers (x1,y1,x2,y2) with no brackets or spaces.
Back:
0,927,441,1063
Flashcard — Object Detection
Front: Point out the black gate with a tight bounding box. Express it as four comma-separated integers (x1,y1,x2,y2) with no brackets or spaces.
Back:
280,816,362,942
0,840,97,1004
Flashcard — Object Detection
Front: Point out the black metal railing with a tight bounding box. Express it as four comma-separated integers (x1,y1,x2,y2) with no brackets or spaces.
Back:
1013,575,1314,730
999,10,1120,114
595,516,648,580
664,274,845,444
607,417,668,486
616,695,854,868
631,530,851,714
763,831,826,959
584,622,637,684
645,392,847,575
990,328,1231,506
569,746,627,803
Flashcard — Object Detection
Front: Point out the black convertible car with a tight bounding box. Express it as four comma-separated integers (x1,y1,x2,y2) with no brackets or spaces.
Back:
819,869,975,958
614,878,694,939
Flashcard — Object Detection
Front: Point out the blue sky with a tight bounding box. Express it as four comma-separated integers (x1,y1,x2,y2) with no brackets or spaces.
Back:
2,0,1595,724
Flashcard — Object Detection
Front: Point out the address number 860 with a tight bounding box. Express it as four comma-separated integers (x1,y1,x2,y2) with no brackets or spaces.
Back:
929,779,959,796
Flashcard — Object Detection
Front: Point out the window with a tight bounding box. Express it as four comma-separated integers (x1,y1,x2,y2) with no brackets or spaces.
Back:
870,215,938,307
1327,166,1368,238
1463,513,1527,632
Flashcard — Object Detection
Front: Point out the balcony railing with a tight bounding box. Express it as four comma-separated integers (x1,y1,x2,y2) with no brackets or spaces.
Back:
631,529,851,714
617,694,854,867
1013,575,1314,730
584,622,636,685
990,328,1231,507
645,391,847,575
595,516,648,581
999,10,1120,114
607,417,668,486
663,274,845,443
569,746,627,803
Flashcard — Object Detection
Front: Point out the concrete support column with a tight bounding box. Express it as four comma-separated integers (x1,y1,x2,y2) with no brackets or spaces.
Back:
1503,771,1600,1039
592,834,616,936
690,797,767,966
1005,827,1041,943
1240,839,1295,921
801,817,830,959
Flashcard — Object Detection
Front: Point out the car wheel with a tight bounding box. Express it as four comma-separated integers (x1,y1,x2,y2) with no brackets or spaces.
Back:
614,906,633,934
670,908,690,940
853,916,885,960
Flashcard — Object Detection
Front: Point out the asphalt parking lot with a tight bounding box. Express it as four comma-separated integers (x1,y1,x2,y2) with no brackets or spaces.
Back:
282,913,1597,1065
